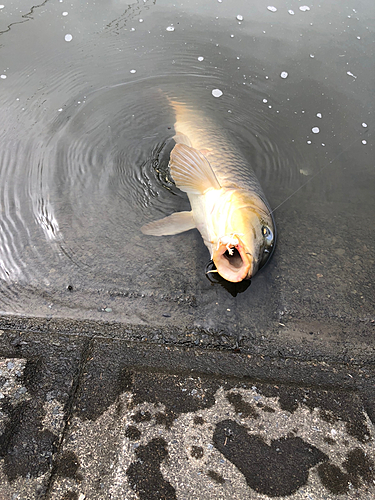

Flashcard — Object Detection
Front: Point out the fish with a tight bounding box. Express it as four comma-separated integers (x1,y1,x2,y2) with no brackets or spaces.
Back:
141,98,276,282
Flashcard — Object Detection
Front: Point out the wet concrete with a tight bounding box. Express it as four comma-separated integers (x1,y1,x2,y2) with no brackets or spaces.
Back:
0,322,374,499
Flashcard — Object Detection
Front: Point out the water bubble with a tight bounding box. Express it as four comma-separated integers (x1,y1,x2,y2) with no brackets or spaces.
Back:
307,140,312,144
64,34,73,42
267,6,277,12
166,26,175,32
139,18,144,23
130,69,136,74
0,74,7,79
310,54,315,58
197,56,204,61
312,127,320,134
212,88,223,98
288,9,295,15
263,98,268,103
62,11,68,16
0,5,4,9
316,113,322,118
346,71,357,78
236,15,244,21
299,6,311,12
362,140,367,145
280,71,288,79
361,122,368,128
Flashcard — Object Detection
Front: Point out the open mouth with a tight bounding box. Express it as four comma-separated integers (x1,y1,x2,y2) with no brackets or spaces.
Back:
213,241,252,282
223,247,243,268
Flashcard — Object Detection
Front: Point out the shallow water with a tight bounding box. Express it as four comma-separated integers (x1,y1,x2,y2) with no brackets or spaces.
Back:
0,0,374,335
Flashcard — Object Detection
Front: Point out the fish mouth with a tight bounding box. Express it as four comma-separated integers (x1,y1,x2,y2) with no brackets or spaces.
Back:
213,240,252,282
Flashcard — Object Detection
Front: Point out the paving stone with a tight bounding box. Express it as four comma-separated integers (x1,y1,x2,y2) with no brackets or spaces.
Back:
0,330,85,500
47,339,375,500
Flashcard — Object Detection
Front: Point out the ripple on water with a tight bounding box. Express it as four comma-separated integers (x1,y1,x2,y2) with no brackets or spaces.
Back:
0,72,302,309
0,71,302,306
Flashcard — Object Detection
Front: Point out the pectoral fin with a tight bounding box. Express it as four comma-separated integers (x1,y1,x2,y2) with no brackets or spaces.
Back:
141,211,195,236
170,143,221,195
173,133,192,146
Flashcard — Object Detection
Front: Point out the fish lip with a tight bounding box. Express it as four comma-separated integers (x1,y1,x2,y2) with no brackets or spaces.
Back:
213,239,252,283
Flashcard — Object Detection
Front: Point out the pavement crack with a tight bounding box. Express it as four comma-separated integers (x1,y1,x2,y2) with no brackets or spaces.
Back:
42,336,96,499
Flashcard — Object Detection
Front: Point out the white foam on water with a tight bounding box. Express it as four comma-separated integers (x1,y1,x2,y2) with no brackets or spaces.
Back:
236,15,243,21
361,122,368,128
317,113,322,118
299,6,311,12
64,34,73,42
267,6,277,12
197,56,204,61
166,26,175,32
288,10,295,15
1,74,7,79
347,71,357,78
212,89,223,98
263,98,268,103
130,69,136,74
312,127,320,133
280,71,288,79
362,140,367,145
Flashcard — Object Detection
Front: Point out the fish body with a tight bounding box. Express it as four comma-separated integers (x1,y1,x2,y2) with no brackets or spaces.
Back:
141,99,275,282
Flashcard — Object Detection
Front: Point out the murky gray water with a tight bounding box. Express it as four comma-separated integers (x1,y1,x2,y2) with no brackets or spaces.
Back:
0,0,373,336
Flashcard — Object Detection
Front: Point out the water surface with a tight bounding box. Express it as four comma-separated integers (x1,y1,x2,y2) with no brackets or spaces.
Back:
0,0,373,338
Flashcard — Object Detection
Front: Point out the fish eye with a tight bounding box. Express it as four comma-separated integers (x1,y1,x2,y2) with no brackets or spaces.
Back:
262,226,273,243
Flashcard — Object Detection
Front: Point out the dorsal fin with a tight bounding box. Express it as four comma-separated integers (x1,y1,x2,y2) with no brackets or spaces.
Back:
170,143,221,195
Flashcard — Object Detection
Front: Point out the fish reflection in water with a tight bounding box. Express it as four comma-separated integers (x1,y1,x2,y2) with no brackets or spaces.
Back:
142,97,276,285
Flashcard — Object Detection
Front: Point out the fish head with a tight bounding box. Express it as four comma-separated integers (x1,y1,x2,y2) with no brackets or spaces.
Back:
212,195,275,282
